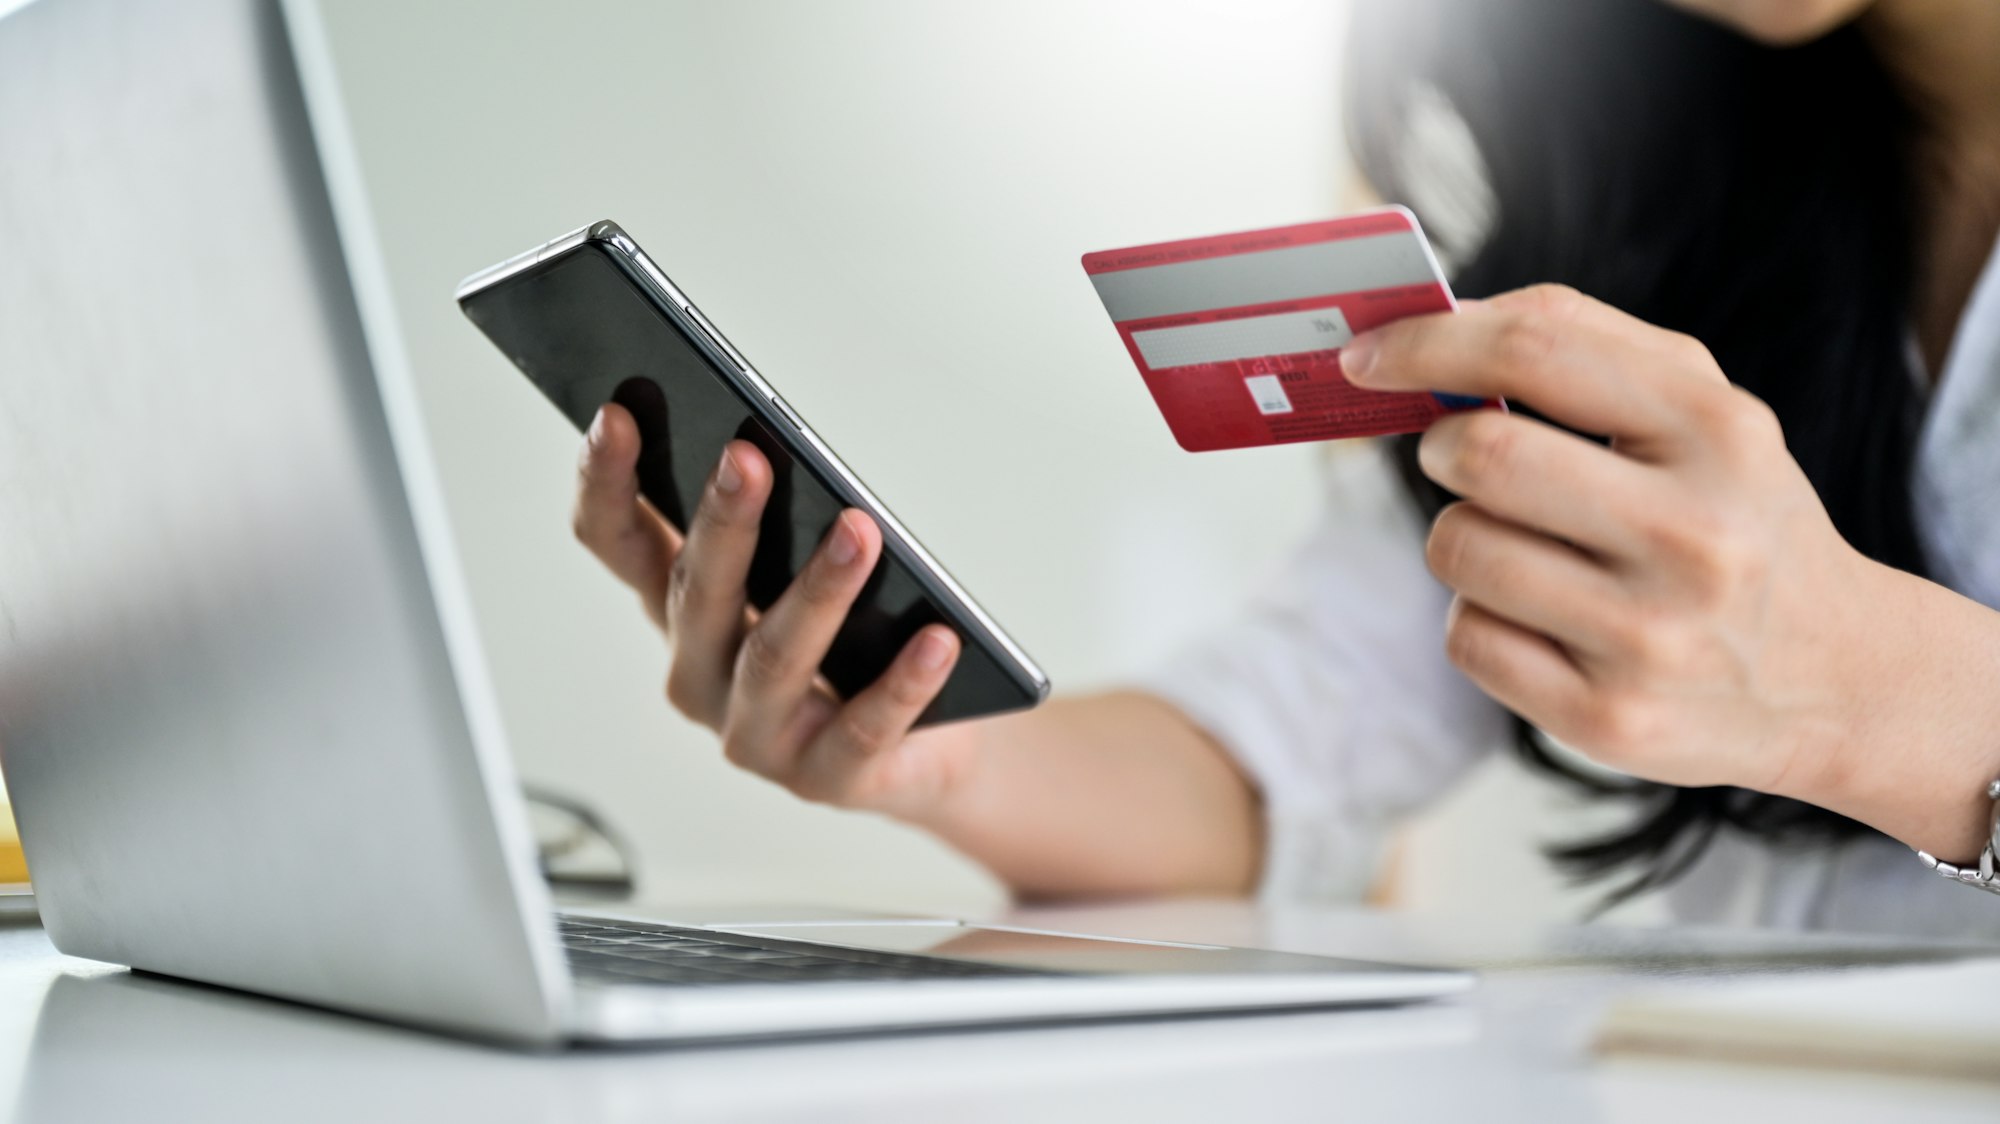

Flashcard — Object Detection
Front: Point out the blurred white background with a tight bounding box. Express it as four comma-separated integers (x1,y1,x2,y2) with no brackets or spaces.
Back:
311,0,1627,922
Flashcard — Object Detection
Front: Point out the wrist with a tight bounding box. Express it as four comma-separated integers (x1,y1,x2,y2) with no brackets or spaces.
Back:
1781,560,2000,862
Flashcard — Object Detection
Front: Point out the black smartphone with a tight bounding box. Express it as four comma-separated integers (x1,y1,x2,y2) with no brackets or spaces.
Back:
455,221,1049,726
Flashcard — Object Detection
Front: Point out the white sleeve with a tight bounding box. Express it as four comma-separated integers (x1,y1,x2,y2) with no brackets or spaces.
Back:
1139,441,1513,904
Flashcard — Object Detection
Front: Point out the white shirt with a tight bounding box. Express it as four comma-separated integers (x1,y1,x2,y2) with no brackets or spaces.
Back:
1144,233,2000,938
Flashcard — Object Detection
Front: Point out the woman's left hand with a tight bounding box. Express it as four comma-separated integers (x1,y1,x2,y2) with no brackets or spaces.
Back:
1340,284,2000,859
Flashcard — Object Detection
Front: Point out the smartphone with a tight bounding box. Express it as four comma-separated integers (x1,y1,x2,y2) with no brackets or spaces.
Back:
455,222,1048,726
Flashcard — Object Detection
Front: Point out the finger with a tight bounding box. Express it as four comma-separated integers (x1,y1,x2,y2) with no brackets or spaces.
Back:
1341,284,1725,447
1427,503,1626,654
663,440,774,723
723,510,883,773
1416,410,1672,556
573,404,682,625
791,626,960,803
1443,595,1593,739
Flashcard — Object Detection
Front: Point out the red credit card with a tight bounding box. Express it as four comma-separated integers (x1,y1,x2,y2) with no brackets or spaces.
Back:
1081,206,1494,452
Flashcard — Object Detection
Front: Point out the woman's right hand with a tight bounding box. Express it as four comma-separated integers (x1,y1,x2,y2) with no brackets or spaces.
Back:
570,403,986,825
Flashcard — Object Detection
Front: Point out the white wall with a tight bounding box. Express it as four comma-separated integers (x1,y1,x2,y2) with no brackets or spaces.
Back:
314,0,1623,923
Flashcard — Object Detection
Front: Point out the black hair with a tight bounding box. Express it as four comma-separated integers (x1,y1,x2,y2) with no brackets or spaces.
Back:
1343,0,1926,904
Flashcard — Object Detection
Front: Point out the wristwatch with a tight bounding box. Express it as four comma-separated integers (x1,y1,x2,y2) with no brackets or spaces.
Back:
1915,778,2000,896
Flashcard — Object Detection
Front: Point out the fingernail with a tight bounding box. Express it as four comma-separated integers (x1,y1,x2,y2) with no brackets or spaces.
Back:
586,407,608,447
826,516,860,566
714,447,742,495
1340,334,1379,384
916,629,955,671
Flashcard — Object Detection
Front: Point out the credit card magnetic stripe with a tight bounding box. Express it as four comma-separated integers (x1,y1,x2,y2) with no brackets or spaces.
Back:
1085,231,1438,323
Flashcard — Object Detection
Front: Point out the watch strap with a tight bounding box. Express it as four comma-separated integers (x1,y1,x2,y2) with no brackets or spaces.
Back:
1915,778,2000,896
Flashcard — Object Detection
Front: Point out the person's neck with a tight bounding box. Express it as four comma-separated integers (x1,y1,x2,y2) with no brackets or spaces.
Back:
1863,0,2000,143
1861,0,2000,377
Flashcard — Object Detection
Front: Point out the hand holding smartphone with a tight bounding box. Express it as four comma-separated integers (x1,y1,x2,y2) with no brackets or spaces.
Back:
457,222,1048,727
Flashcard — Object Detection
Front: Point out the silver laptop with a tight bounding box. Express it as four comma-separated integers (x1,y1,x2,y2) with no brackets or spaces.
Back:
0,0,1471,1045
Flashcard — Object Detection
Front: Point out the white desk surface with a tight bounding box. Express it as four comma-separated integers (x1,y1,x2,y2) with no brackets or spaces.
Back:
2,899,1996,1123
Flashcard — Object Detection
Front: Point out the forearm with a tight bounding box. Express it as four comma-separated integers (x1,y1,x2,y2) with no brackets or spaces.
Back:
908,691,1264,901
1779,563,2000,863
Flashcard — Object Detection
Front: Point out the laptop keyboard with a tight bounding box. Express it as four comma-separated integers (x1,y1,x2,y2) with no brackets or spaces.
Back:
558,916,1059,988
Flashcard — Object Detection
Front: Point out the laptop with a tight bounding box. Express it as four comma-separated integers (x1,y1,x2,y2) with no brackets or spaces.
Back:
0,0,1471,1045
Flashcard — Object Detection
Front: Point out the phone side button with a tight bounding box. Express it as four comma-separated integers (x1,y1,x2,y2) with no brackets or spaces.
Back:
770,395,807,431
681,307,728,360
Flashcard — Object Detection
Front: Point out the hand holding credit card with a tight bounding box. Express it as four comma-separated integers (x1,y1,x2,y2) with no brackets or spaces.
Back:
1082,206,1497,451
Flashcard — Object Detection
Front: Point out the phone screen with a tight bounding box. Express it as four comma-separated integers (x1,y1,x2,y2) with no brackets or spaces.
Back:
459,241,1041,724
